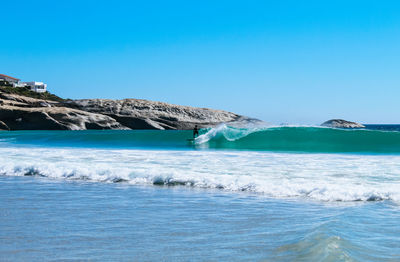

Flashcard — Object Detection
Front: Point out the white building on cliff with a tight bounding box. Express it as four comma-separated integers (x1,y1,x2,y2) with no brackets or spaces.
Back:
0,74,47,93
24,82,47,93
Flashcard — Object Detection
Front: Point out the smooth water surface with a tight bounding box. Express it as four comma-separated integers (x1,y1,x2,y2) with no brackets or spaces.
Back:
1,176,400,261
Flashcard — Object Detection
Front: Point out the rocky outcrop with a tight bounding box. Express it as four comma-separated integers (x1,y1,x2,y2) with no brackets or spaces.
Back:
66,99,259,130
0,105,126,130
0,92,129,130
321,119,365,128
0,91,260,131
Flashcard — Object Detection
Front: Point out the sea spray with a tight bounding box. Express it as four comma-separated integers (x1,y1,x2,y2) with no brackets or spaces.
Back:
195,123,263,144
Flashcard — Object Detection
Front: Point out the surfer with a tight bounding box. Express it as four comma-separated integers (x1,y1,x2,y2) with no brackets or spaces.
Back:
193,125,199,138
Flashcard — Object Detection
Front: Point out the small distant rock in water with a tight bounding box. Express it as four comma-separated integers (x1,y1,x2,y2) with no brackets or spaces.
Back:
321,119,365,128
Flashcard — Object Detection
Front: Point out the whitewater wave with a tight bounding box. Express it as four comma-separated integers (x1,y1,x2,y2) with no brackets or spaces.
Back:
2,146,400,202
195,123,312,144
195,124,264,144
194,124,400,153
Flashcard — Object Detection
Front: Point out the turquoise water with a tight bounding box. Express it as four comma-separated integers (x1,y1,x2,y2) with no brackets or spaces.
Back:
1,125,400,261
2,124,400,153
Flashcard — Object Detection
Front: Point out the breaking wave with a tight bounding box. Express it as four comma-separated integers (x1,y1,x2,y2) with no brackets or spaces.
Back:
194,124,400,153
1,146,400,202
2,124,400,153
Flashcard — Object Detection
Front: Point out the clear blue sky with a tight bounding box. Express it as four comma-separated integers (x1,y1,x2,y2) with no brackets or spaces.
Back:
1,0,400,124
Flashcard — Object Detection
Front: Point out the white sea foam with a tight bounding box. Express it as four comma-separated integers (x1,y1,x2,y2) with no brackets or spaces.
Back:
195,123,264,144
1,146,400,202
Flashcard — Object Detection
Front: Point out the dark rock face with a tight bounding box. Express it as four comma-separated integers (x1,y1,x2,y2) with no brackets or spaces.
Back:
0,120,9,130
0,91,260,130
321,119,365,128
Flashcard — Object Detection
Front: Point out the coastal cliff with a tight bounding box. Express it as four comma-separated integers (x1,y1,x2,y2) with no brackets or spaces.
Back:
67,99,256,130
0,90,259,131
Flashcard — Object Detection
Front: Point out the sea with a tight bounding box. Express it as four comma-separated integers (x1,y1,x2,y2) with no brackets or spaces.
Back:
1,124,400,261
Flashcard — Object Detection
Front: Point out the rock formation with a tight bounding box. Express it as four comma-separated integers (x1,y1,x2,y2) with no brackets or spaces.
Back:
321,119,365,128
0,91,260,131
67,99,258,130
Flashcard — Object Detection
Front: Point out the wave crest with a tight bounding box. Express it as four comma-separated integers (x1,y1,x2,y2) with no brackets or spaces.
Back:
195,124,264,144
195,125,400,153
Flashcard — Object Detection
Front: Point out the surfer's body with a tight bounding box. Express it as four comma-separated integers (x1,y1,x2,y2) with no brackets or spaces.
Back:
193,125,199,138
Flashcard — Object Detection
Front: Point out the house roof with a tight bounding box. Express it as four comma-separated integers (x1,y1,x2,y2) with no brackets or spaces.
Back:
0,74,20,81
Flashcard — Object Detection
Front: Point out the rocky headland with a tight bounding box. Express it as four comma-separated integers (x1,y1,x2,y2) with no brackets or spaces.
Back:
0,90,260,131
321,119,365,128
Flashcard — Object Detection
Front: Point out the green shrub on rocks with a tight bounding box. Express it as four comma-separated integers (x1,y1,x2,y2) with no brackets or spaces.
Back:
0,85,65,102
